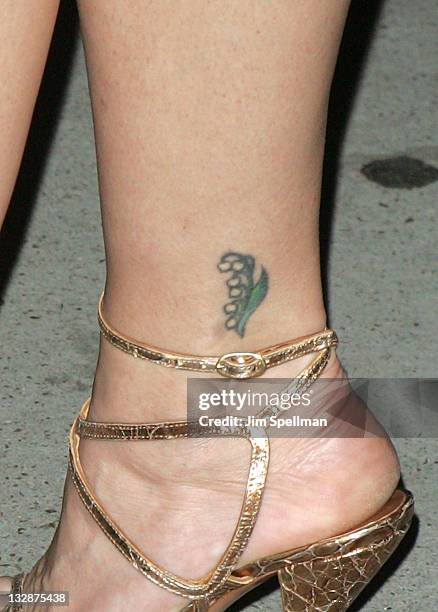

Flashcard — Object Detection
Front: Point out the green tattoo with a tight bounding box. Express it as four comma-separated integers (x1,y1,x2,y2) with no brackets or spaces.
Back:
218,252,269,337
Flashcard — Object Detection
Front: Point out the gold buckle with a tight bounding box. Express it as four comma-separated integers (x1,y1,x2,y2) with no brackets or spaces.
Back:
215,352,267,379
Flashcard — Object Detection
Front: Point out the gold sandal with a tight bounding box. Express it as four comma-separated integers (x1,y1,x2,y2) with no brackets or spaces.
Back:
3,294,414,611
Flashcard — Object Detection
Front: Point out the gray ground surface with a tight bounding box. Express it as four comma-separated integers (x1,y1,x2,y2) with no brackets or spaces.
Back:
0,0,437,610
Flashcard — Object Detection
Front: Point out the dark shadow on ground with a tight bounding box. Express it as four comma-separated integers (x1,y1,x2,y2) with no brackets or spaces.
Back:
350,519,419,610
0,0,79,303
321,0,386,320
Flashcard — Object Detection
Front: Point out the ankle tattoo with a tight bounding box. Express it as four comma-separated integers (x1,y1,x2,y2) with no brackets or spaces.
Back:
218,252,269,337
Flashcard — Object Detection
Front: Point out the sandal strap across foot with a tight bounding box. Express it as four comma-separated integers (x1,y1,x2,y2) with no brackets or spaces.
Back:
69,398,270,600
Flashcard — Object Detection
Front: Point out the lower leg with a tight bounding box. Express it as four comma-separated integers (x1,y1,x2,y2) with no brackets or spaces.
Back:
80,0,351,423
26,2,400,610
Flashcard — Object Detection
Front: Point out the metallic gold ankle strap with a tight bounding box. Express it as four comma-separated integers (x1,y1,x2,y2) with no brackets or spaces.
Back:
97,293,338,379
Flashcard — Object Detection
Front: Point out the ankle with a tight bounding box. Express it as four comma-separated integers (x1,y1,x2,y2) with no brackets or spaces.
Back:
89,326,340,425
102,273,328,354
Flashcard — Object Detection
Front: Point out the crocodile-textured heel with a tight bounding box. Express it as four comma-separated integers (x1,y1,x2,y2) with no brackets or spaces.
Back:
277,493,413,612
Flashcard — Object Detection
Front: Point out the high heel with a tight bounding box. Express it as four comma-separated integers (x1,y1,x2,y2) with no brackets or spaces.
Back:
277,489,413,611
2,293,414,611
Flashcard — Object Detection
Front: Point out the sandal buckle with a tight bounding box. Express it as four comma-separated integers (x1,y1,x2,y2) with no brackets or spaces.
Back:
216,352,266,379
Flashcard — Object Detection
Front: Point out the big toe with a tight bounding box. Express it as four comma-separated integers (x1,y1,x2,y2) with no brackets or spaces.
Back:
0,576,13,610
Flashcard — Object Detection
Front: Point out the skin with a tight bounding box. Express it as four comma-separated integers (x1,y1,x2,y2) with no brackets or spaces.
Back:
0,2,401,610
0,0,60,229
